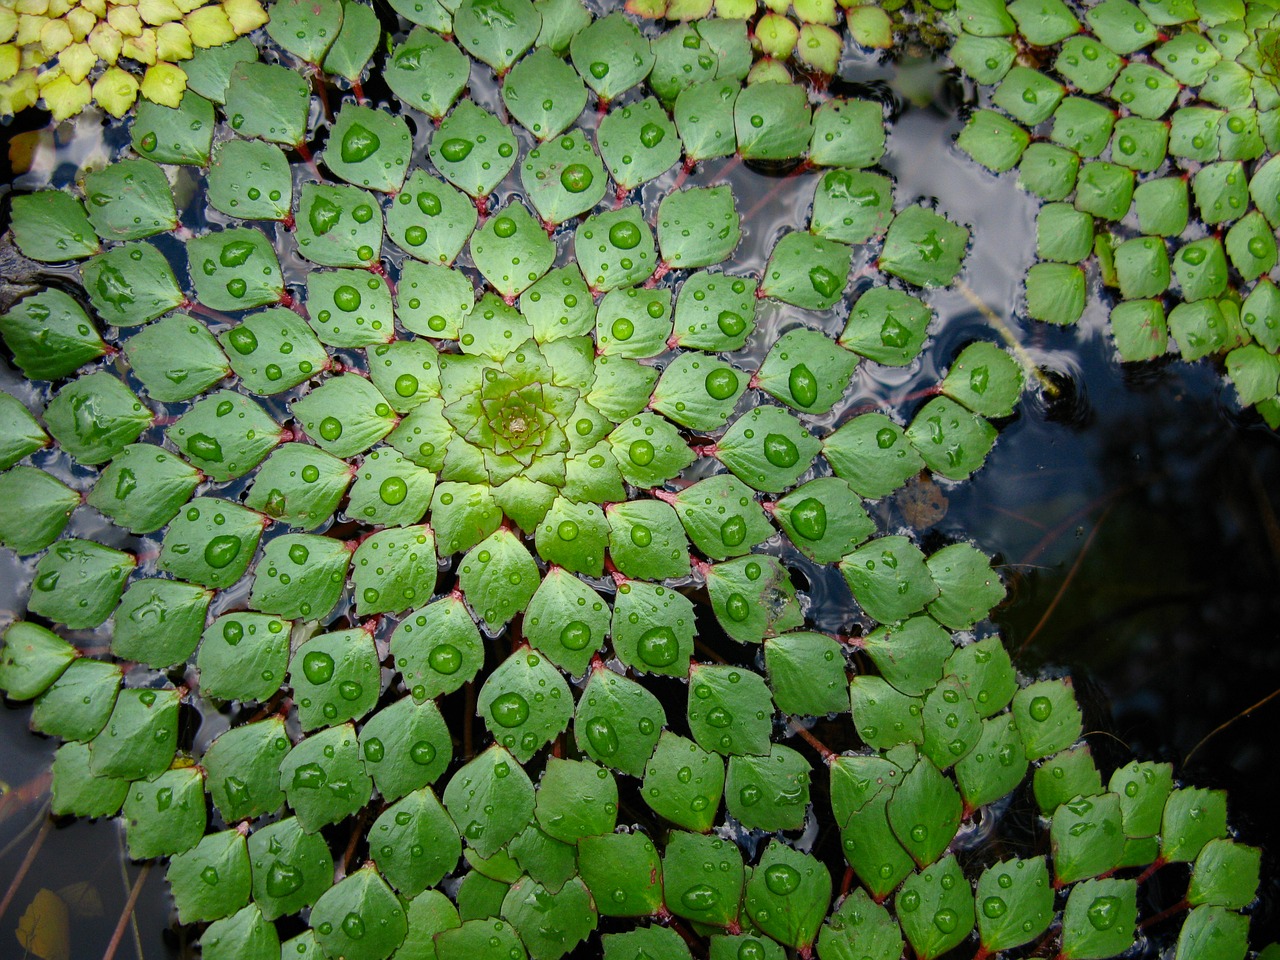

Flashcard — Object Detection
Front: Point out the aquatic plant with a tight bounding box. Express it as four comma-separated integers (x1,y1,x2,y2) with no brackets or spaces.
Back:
0,1,1267,959
951,0,1280,427
0,0,269,119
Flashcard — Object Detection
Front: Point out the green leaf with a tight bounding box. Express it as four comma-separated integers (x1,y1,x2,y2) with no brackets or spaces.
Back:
322,103,411,194
860,616,952,697
830,755,914,897
0,466,77,555
706,555,803,644
390,179,478,271
351,524,438,617
1110,299,1169,362
391,595,485,699
920,675,981,769
725,744,811,831
578,829,660,921
453,0,540,71
503,46,588,141
879,206,969,288
1051,794,1126,883
245,443,350,529
187,227,284,311
650,354,745,431
686,662,773,757
715,405,819,493
167,829,251,923
266,0,342,62
310,865,409,960
760,231,852,311
810,169,895,245
1013,678,1083,759
757,329,857,414
111,578,211,668
1170,299,1231,361
1007,0,1080,44
955,714,1027,809
1175,905,1250,960
895,855,974,959
601,926,689,960
203,717,289,822
121,766,206,860
887,752,963,866
1162,787,1228,862
907,395,998,481
0,621,76,701
81,241,183,327
1108,759,1172,838
956,0,1015,36
851,674,922,750
595,287,671,359
293,374,397,457
671,270,756,351
508,825,576,893
613,579,696,676
974,856,1053,952
774,477,873,563
841,535,939,624
823,413,923,500
346,447,435,527
574,664,665,776
946,637,1018,717
763,632,847,716
477,648,573,762
642,731,724,832
531,498,606,575
50,741,127,817
182,38,257,104
429,101,518,199
1060,878,1137,960
123,314,229,403
0,288,107,381
927,542,1005,630
10,190,99,262
1035,746,1102,815
743,841,831,952
470,203,557,298
810,98,886,167
575,207,658,291
674,79,740,162
359,695,451,802
1025,262,1086,326
1188,839,1261,908
734,82,813,161
522,267,596,340
369,787,460,897
132,92,216,165
571,11,654,100
225,62,309,145
32,658,121,742
1225,211,1278,281
247,816,333,920
664,831,743,928
993,67,1064,125
221,308,329,396
305,271,395,347
816,888,902,960
958,109,1031,172
604,499,689,580
597,96,681,190
88,686,178,779
279,723,374,832
437,919,526,960
387,27,467,120
295,183,383,268
656,185,740,269
1018,142,1080,201
950,35,1016,84
443,745,535,858
502,876,597,960
397,892,461,960
82,159,176,242
167,390,283,482
940,342,1023,418
458,529,539,628
322,0,381,81
368,340,441,413
536,756,618,842
289,628,381,731
197,612,290,703
841,287,933,366
28,539,135,629
606,412,693,488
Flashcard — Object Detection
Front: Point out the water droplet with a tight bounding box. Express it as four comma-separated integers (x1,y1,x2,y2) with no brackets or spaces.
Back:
637,626,678,666
763,863,800,895
490,691,530,727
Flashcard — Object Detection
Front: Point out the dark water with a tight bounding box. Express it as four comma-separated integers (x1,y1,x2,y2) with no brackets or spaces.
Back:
2,33,1279,960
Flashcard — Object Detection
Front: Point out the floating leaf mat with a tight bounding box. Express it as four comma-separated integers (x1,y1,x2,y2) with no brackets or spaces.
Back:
0,1,1267,959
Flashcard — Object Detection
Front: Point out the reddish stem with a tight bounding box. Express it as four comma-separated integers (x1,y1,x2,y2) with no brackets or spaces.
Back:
101,863,151,960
